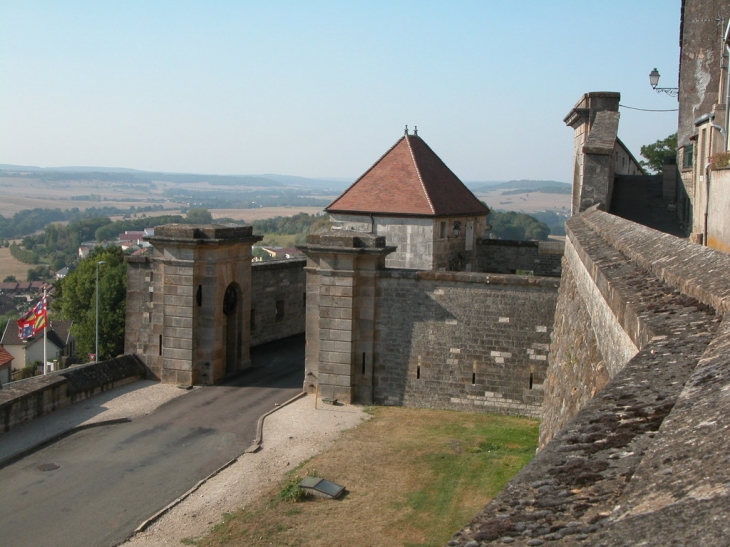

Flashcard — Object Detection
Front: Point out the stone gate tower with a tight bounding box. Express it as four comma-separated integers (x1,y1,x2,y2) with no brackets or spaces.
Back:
125,224,262,385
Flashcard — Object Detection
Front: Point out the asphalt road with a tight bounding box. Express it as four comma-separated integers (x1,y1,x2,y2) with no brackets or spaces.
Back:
0,335,305,547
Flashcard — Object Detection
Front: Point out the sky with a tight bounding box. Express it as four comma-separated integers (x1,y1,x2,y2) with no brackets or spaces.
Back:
0,1,682,183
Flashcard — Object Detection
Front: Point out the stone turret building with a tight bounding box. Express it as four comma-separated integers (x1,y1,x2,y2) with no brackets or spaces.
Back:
326,129,490,271
299,130,558,409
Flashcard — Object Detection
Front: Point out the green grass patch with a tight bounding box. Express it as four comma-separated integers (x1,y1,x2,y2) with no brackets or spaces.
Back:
196,408,538,547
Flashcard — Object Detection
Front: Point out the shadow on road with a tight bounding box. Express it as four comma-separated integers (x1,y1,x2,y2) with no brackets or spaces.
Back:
221,333,305,390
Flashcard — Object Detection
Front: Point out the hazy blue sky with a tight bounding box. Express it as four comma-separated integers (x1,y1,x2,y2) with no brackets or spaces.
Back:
1,1,681,183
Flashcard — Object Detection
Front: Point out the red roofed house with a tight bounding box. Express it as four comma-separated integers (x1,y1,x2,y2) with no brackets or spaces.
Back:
0,346,13,385
326,129,489,271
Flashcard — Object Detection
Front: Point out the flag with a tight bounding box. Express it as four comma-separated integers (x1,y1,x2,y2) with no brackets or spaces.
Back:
17,295,48,340
18,319,34,339
33,296,48,333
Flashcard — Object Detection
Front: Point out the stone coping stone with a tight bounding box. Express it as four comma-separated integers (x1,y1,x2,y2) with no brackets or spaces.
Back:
252,258,307,271
62,355,147,396
447,210,727,546
381,269,560,289
0,374,67,405
581,207,730,313
304,231,388,248
149,224,262,244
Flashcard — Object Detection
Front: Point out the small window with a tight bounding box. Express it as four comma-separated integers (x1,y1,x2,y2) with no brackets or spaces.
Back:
439,221,446,239
683,143,693,169
276,300,285,322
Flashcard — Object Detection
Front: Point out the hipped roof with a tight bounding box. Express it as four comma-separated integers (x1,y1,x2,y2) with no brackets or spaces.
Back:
326,134,489,217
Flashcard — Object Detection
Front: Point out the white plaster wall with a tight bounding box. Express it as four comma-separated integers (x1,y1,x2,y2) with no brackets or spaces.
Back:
708,168,730,253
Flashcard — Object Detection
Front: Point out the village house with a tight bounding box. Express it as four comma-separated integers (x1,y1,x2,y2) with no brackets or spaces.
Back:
0,319,75,375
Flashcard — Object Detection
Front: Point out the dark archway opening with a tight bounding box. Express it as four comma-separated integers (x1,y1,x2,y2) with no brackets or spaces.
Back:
223,283,242,375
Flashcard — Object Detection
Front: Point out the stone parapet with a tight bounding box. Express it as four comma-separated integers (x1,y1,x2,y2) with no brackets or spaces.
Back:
579,207,730,313
0,355,147,434
448,209,730,546
477,239,564,277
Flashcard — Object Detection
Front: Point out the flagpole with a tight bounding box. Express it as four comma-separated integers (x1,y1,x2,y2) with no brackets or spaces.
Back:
43,287,47,375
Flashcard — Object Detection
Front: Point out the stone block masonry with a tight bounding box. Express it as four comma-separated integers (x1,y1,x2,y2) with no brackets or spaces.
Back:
477,239,563,277
374,270,558,417
448,207,730,546
250,259,306,346
124,224,262,385
299,230,560,414
0,355,147,434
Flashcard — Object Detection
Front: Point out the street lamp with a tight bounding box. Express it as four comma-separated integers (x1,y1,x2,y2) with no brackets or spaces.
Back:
649,68,679,97
96,260,106,362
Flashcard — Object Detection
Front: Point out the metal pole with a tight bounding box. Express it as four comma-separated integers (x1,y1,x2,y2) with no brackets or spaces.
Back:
96,261,106,362
43,287,47,374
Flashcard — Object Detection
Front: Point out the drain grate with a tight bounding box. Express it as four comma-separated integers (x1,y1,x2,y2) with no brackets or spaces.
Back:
37,463,60,471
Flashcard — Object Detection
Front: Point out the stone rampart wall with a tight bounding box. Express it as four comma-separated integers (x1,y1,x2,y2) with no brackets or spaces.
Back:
373,270,559,417
250,259,306,346
476,239,563,277
0,355,147,434
448,208,730,546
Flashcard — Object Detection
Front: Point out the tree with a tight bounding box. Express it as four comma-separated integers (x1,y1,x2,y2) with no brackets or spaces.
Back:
488,211,550,241
3,275,17,282
53,246,127,361
186,208,213,224
640,133,677,174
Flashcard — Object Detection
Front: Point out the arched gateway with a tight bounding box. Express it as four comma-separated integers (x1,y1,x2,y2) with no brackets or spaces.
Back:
125,224,261,385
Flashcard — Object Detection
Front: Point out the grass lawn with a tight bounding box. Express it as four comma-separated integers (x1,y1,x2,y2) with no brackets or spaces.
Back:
191,407,538,547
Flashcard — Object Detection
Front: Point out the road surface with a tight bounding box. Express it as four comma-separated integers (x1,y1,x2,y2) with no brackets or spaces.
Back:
0,335,304,547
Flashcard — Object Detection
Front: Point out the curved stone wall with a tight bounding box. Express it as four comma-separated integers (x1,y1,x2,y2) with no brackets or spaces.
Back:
448,208,730,546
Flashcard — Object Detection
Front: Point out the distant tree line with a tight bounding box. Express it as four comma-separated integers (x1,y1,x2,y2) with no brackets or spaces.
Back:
501,186,571,196
0,205,166,239
164,188,329,209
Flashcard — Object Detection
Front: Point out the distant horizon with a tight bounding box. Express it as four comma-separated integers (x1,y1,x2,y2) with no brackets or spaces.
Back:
0,163,569,186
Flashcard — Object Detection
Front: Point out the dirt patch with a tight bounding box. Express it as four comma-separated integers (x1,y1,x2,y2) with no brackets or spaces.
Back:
0,245,30,282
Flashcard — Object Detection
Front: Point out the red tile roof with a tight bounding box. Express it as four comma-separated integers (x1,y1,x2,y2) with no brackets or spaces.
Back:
327,134,489,217
0,346,13,367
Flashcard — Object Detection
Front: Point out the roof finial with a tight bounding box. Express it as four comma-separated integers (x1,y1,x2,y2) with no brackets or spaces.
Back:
404,124,409,136
414,125,418,136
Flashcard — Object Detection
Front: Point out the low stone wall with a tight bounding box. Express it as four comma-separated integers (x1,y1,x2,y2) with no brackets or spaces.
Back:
477,239,563,277
447,208,730,546
0,355,147,434
374,270,559,417
250,259,306,346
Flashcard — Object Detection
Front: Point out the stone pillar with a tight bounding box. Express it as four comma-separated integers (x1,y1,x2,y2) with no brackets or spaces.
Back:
564,92,621,214
298,232,395,404
128,224,261,385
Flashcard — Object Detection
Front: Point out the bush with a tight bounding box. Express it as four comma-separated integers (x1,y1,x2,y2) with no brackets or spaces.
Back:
277,476,311,503
709,151,730,170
